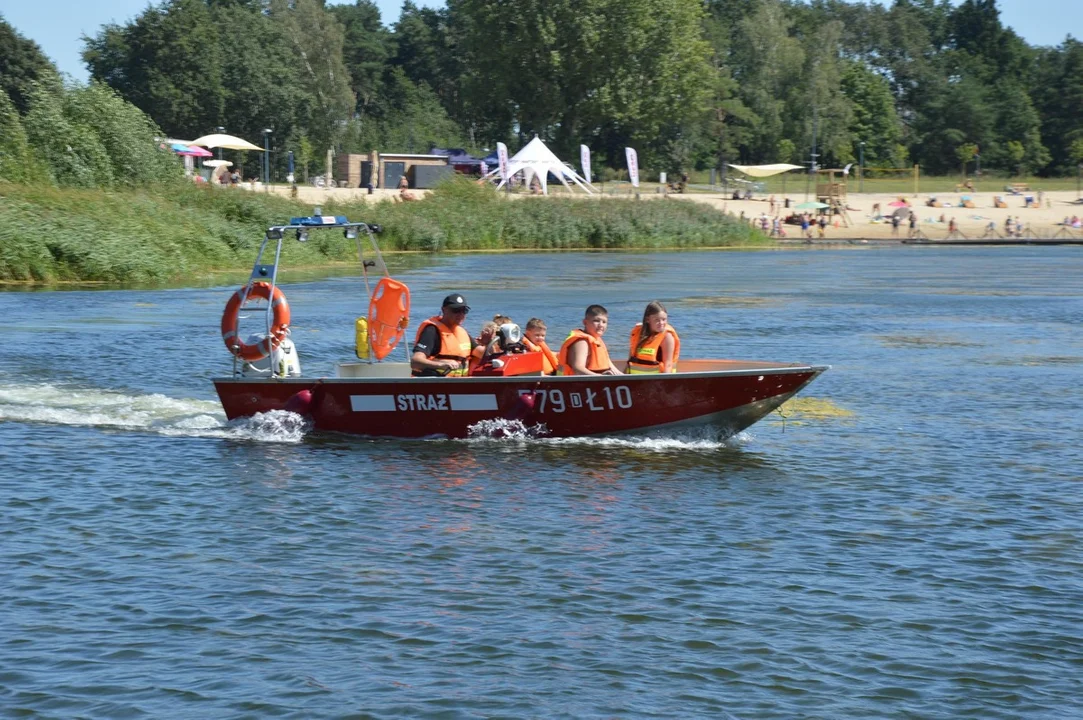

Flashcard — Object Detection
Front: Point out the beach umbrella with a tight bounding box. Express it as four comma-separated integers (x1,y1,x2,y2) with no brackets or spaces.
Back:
892,207,912,218
189,133,264,151
888,200,909,207
203,159,233,168
794,201,829,210
174,143,213,157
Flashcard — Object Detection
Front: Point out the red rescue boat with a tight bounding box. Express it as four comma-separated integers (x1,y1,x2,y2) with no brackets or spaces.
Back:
213,216,827,439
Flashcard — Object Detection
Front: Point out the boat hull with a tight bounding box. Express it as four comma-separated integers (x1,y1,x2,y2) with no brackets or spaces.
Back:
213,360,827,439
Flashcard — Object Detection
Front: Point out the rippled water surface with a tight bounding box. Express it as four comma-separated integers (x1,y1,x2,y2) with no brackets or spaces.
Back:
2,247,1082,718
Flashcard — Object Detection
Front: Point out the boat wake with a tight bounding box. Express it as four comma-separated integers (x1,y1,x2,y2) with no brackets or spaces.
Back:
541,428,752,452
466,418,549,440
0,381,309,443
465,417,749,451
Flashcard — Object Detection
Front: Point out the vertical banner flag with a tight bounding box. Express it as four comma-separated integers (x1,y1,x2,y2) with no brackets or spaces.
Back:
625,147,639,187
580,145,592,183
497,142,510,184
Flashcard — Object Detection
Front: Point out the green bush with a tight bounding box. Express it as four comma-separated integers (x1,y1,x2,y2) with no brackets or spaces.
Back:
0,176,763,284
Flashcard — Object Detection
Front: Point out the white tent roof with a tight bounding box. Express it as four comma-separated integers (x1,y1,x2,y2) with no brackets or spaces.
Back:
483,136,594,195
727,163,803,178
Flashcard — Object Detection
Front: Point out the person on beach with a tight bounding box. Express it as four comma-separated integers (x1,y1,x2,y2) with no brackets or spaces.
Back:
558,305,622,376
891,213,900,237
909,212,918,238
521,318,559,375
818,215,827,238
801,214,810,238
411,294,475,377
626,301,680,374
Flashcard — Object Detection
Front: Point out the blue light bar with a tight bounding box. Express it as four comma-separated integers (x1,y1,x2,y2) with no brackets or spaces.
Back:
289,215,351,226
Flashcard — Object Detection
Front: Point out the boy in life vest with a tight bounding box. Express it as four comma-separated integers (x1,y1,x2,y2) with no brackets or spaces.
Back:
521,317,559,375
626,300,680,373
558,304,623,375
411,293,476,376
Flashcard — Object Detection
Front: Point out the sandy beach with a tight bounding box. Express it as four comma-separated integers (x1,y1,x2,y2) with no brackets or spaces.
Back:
260,183,1083,242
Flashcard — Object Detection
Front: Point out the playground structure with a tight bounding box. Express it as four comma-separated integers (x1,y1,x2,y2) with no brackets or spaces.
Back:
815,168,853,227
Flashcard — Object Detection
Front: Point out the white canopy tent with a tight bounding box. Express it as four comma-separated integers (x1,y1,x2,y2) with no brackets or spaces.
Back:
483,136,595,195
727,163,804,178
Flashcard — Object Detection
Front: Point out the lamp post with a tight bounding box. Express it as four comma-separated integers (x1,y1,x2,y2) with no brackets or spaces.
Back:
262,128,273,186
215,126,225,160
859,141,865,194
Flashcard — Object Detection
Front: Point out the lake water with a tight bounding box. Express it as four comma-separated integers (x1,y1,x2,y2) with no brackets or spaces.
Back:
2,247,1081,719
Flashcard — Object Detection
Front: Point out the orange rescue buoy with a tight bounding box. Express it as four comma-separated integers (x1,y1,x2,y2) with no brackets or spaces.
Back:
367,277,410,361
221,281,291,361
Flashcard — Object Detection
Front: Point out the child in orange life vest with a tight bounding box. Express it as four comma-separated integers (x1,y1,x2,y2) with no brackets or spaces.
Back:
522,317,559,375
626,300,680,374
558,304,623,375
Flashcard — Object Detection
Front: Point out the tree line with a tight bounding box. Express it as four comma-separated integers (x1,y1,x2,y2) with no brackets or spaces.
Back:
4,0,1083,187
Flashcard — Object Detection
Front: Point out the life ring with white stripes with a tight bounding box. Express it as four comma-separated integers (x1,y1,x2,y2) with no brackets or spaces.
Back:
221,282,291,361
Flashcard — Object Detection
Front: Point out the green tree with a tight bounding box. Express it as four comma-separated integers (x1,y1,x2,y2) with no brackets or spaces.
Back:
64,82,180,185
730,0,804,162
0,89,46,183
776,138,795,164
955,142,978,178
329,0,391,115
841,60,904,167
0,16,56,115
83,0,225,139
1070,138,1083,165
23,82,114,187
1004,140,1025,176
800,21,853,168
270,0,355,154
1033,39,1083,171
451,0,714,166
392,2,460,112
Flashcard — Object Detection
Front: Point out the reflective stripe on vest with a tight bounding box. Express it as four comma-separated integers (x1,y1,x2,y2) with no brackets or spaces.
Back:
558,329,611,375
627,324,680,373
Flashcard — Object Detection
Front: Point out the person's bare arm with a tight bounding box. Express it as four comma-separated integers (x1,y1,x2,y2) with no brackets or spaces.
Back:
567,340,599,375
659,333,676,373
411,350,461,374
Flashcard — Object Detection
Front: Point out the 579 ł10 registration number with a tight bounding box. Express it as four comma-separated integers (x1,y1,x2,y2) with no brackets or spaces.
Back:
520,386,633,413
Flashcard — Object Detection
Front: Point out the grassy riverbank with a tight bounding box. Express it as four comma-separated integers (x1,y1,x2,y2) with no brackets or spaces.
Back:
0,178,763,284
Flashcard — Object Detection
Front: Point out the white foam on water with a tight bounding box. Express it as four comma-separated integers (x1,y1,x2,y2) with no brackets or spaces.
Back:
539,428,750,452
464,417,749,451
466,418,548,440
0,382,309,443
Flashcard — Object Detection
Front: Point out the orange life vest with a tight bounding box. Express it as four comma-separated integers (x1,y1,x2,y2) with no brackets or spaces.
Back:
522,336,559,375
627,324,680,373
413,316,472,376
558,329,612,375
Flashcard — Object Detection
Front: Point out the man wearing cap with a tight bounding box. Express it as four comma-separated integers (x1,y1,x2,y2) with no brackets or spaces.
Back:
410,294,476,377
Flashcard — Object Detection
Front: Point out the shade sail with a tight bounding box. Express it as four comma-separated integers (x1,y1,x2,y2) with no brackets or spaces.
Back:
727,163,803,178
794,201,828,210
190,133,264,151
480,136,594,195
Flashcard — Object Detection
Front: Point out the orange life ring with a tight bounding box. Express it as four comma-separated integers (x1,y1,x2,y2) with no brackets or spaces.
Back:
367,277,410,361
221,281,291,361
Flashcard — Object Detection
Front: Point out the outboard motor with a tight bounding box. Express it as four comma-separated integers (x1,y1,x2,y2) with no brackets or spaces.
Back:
240,333,302,378
496,322,526,355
